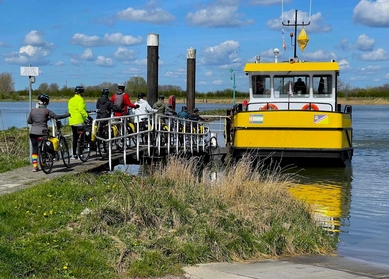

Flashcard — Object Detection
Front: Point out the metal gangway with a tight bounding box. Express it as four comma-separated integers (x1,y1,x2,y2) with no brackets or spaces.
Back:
91,112,228,170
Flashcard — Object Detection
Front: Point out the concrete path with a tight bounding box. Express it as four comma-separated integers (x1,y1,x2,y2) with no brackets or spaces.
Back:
0,154,109,196
1,159,389,279
183,255,389,279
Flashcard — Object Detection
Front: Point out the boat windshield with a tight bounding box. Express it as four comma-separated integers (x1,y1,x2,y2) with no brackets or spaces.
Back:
252,75,271,97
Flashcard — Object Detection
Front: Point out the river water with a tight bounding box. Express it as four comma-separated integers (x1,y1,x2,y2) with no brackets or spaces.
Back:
1,102,388,267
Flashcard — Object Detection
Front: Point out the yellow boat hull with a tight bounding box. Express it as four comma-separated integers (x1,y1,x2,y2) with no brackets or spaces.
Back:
230,110,353,164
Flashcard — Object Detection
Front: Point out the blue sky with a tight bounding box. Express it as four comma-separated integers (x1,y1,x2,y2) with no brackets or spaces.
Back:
1,0,389,93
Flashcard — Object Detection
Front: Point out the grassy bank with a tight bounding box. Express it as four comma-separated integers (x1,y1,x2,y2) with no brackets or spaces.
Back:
0,127,30,172
0,156,337,278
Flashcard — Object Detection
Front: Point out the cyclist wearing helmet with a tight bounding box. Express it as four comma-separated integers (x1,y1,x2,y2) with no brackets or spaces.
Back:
152,95,176,115
110,83,139,117
177,106,190,120
27,94,70,172
68,85,88,159
189,107,207,121
96,88,121,120
133,92,157,123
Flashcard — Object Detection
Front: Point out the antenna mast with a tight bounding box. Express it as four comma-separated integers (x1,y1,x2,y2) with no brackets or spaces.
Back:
282,10,310,59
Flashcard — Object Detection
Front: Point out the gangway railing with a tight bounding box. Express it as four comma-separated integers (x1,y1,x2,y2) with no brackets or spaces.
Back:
92,113,228,170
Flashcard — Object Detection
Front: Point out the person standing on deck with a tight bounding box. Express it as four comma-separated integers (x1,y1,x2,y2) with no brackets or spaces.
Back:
110,83,139,117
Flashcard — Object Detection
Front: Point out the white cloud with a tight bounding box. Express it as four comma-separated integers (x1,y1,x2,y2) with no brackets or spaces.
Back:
54,61,65,66
186,5,251,28
338,59,351,70
70,33,142,47
95,56,114,67
300,50,337,61
360,48,389,61
201,40,241,65
360,65,382,74
113,47,137,62
355,34,375,51
80,48,94,61
353,0,389,27
267,11,331,33
249,0,289,5
116,6,175,24
70,58,81,66
24,30,53,49
3,30,53,65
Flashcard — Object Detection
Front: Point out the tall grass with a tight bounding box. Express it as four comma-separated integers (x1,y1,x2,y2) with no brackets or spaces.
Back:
0,153,336,278
0,127,30,172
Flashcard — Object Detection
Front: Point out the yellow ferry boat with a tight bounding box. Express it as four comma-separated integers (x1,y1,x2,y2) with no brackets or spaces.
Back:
225,54,353,166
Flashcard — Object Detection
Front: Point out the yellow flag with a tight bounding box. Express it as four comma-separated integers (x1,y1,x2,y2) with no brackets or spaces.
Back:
297,28,309,52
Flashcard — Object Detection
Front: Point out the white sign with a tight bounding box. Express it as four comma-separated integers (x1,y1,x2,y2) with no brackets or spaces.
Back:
20,67,39,77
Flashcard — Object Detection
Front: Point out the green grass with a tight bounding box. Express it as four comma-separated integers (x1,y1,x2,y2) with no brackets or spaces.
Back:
0,127,30,172
0,156,337,278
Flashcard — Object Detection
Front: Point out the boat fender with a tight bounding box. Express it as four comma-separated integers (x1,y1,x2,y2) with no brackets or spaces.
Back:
302,103,319,111
261,104,278,110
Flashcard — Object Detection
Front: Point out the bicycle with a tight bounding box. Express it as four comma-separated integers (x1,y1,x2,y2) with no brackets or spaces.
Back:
38,119,71,174
76,115,94,162
95,120,119,159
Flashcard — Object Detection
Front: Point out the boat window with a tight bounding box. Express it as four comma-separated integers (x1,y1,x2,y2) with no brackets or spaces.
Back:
313,75,332,98
252,75,270,98
274,75,309,98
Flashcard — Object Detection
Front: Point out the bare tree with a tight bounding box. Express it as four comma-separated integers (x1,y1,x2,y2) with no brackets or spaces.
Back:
0,72,15,93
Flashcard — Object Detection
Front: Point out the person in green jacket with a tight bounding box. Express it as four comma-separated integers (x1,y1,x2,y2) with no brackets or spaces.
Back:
68,86,88,159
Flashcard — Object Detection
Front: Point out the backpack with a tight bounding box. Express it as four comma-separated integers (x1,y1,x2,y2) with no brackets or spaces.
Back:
114,92,124,112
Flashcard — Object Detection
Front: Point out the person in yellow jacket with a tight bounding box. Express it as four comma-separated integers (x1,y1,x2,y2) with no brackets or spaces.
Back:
68,86,88,159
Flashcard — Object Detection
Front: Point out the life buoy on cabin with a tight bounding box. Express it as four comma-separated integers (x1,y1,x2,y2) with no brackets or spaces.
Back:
168,95,176,111
302,103,319,111
261,103,278,110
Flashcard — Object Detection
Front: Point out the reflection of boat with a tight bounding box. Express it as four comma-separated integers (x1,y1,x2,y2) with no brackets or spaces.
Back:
288,167,352,233
225,11,353,167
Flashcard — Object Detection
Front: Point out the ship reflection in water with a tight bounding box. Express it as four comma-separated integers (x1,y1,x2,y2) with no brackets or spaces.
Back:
288,167,353,234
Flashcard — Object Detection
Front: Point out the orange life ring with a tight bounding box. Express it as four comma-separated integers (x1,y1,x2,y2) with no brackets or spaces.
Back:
261,103,278,110
302,103,319,111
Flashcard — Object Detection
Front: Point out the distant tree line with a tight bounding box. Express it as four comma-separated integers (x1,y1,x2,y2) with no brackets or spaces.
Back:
0,71,389,101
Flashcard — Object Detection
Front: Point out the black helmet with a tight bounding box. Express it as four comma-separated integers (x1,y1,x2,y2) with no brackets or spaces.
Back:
138,92,146,99
118,83,125,91
101,88,109,95
75,86,84,94
194,108,199,113
38,94,50,105
158,95,165,100
182,106,187,111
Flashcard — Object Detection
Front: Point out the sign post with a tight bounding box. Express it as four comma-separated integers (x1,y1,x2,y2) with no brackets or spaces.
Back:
20,66,39,163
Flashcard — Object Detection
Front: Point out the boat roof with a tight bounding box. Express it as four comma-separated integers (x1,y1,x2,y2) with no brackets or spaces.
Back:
244,61,339,73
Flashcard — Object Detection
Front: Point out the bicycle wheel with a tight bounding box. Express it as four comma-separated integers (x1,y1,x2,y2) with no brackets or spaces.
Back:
59,136,71,168
78,136,91,162
97,128,109,159
38,141,54,174
126,123,137,147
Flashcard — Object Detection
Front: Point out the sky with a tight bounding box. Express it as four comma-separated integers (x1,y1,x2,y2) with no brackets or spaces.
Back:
1,0,389,93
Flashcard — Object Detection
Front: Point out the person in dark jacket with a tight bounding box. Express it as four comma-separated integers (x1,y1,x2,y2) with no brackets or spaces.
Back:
96,88,120,121
27,94,70,172
189,107,207,121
